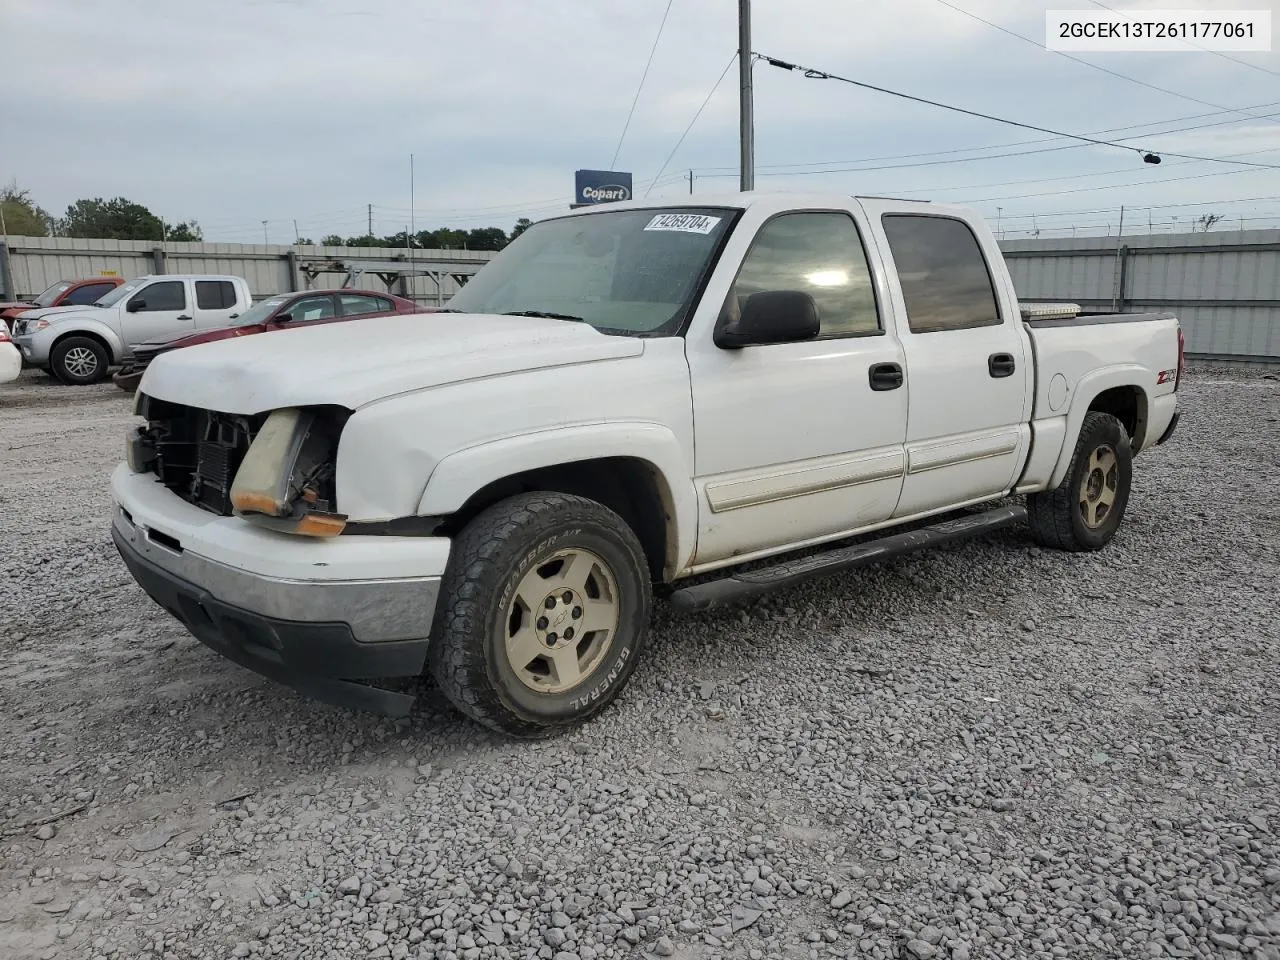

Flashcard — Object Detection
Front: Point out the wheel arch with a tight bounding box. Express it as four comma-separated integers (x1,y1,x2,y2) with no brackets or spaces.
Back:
1047,366,1150,489
417,424,696,581
51,325,121,364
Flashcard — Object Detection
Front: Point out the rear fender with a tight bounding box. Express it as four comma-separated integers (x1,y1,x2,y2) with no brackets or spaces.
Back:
1047,364,1151,489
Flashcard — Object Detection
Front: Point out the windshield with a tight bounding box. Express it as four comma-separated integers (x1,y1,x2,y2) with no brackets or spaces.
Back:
232,296,288,326
33,281,71,307
446,207,738,336
94,278,148,308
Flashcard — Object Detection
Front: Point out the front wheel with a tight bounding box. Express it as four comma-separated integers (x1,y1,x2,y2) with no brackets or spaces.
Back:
51,336,110,385
1027,411,1133,552
428,492,652,737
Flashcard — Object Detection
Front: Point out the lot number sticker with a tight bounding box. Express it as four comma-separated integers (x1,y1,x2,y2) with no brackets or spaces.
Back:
644,214,722,235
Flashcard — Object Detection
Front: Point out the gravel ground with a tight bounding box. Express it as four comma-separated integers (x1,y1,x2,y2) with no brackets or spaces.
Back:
1,366,1278,960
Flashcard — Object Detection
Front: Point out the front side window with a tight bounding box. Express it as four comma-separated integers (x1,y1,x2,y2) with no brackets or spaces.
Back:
881,215,1001,334
195,280,237,310
729,212,880,338
446,207,737,336
130,280,186,312
289,296,337,322
338,294,391,317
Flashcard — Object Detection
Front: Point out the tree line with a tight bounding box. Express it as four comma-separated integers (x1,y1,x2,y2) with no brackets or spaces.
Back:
1,182,531,251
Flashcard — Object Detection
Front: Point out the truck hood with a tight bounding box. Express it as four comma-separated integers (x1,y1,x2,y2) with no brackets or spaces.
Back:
11,304,90,322
139,312,646,413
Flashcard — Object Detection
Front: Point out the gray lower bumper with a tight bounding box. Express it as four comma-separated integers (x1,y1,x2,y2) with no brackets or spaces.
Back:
112,509,440,643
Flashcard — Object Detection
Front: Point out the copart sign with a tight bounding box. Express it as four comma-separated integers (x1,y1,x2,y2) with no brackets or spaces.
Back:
575,169,633,205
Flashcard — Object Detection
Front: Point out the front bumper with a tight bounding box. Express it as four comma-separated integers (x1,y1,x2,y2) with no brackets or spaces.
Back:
111,464,451,715
13,333,50,365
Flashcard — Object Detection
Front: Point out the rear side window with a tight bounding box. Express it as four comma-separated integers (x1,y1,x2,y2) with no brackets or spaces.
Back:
339,294,393,317
195,280,238,310
65,282,116,305
131,281,186,312
881,215,1001,334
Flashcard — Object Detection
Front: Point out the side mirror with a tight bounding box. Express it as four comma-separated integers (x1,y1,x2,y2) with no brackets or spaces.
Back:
126,299,145,313
275,312,293,323
715,290,820,349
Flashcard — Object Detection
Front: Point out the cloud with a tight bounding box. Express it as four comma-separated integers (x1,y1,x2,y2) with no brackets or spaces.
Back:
1,0,1277,240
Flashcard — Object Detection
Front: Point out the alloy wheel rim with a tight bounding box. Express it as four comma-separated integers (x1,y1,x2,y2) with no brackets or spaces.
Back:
504,547,620,694
63,347,98,379
1079,444,1119,529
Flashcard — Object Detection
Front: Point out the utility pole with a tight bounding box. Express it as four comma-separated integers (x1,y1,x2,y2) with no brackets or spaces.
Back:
293,219,300,244
409,153,416,249
689,169,694,195
996,206,1002,239
262,220,269,245
738,0,754,192
368,204,373,236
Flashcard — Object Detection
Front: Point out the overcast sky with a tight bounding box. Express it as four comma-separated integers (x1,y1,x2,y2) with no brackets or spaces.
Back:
3,0,1279,242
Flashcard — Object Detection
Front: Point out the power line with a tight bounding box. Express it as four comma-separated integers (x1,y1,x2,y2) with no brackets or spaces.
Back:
689,100,1280,175
1086,0,1280,80
994,195,1280,221
930,0,1280,126
609,0,676,170
645,52,739,197
959,165,1261,206
759,53,1280,170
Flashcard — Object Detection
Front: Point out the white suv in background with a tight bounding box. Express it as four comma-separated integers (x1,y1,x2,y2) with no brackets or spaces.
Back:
12,274,253,384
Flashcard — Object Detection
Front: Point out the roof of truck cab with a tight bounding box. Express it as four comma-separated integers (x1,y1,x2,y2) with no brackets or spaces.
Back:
551,191,973,219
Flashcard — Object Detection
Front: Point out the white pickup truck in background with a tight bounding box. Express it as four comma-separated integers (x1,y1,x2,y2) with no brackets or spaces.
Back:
12,274,253,384
110,193,1183,736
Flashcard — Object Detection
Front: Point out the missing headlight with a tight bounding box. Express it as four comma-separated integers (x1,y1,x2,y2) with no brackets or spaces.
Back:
230,405,349,522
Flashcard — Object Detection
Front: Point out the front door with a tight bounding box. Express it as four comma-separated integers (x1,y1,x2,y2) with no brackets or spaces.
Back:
686,208,909,567
867,208,1033,518
121,279,192,348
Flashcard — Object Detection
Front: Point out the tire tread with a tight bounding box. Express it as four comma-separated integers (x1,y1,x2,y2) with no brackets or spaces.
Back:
428,492,651,738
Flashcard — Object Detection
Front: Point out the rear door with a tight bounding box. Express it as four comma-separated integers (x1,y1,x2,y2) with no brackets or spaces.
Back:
121,279,193,347
860,203,1033,518
193,280,243,330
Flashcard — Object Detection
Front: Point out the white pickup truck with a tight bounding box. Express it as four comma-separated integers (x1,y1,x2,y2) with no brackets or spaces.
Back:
110,193,1182,736
12,274,253,384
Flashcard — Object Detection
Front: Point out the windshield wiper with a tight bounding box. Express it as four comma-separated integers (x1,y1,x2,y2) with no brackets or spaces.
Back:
502,310,586,323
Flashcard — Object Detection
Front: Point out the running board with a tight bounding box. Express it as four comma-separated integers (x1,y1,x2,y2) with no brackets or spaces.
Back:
668,505,1027,614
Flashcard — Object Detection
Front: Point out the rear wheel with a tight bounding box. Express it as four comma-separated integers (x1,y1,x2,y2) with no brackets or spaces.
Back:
1028,411,1132,551
51,337,110,385
428,492,652,737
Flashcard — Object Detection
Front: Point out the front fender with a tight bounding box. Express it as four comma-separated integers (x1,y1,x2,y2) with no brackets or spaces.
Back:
418,422,698,577
46,317,126,363
1047,364,1151,489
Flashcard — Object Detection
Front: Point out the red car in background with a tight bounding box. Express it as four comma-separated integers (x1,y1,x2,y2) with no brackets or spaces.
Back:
112,288,431,392
1,276,125,329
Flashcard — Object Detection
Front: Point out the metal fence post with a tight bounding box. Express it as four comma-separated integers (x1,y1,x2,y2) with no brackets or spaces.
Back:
0,242,12,301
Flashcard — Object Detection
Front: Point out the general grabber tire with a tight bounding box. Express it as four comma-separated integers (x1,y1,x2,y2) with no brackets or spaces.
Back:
427,492,653,738
1027,411,1133,552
